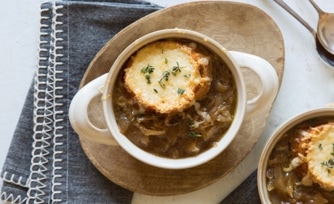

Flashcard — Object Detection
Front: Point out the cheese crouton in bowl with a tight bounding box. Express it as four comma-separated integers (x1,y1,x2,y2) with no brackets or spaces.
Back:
258,107,334,203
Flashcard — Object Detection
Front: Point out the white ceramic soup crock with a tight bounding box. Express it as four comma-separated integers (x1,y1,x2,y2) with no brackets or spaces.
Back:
69,28,279,169
258,107,334,203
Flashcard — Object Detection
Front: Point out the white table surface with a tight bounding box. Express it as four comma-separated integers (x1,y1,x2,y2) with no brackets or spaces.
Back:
1,0,334,203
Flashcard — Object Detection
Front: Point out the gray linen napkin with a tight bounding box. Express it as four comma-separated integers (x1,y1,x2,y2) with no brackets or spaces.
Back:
0,1,160,203
0,0,260,203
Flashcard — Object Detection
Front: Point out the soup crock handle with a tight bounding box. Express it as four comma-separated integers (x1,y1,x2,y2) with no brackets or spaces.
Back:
69,73,118,145
229,51,279,119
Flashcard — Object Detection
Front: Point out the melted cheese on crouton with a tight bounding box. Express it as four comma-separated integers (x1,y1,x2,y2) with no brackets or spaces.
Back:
124,40,212,113
306,123,334,191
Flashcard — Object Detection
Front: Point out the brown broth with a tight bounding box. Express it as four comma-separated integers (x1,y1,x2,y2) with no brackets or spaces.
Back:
267,117,334,204
112,40,236,159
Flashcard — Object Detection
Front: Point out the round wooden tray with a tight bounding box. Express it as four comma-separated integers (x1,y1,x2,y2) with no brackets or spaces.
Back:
79,1,284,196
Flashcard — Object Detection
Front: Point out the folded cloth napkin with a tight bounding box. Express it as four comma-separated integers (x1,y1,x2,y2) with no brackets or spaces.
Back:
0,0,260,203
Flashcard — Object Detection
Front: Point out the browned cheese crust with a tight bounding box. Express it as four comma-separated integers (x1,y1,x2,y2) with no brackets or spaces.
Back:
124,40,212,114
291,123,334,191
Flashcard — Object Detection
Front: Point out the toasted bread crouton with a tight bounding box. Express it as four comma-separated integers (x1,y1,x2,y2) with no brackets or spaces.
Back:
124,40,212,114
305,123,334,191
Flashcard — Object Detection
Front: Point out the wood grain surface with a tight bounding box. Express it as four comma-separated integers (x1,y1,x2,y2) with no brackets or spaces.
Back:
78,1,284,196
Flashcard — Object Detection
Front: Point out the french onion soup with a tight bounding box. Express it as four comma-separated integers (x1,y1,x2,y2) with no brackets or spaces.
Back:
112,39,236,159
266,118,334,203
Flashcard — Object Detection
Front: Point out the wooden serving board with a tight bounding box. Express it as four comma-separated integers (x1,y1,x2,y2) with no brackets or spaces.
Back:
79,1,284,196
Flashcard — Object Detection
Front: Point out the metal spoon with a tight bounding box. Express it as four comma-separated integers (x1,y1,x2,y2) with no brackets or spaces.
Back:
308,0,334,55
273,0,334,67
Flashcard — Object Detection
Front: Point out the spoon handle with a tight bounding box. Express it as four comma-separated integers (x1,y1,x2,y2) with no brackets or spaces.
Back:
308,0,324,16
273,0,316,37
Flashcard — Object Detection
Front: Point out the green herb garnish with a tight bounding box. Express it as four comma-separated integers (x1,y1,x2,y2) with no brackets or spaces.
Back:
159,81,165,88
141,64,155,74
161,71,170,81
188,120,195,128
321,143,334,169
321,158,334,168
145,75,151,84
188,131,202,138
177,88,185,95
158,71,170,88
141,64,155,84
331,143,334,156
171,62,181,76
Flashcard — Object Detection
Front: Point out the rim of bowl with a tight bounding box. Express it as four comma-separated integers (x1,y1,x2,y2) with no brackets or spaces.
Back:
102,28,247,169
257,107,334,203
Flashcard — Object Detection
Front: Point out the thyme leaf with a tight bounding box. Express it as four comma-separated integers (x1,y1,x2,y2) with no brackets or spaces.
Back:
159,81,165,88
188,131,202,138
320,143,334,169
158,71,170,88
177,88,185,95
171,62,181,76
145,75,151,84
188,120,195,128
141,64,155,84
321,158,334,168
141,64,155,74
